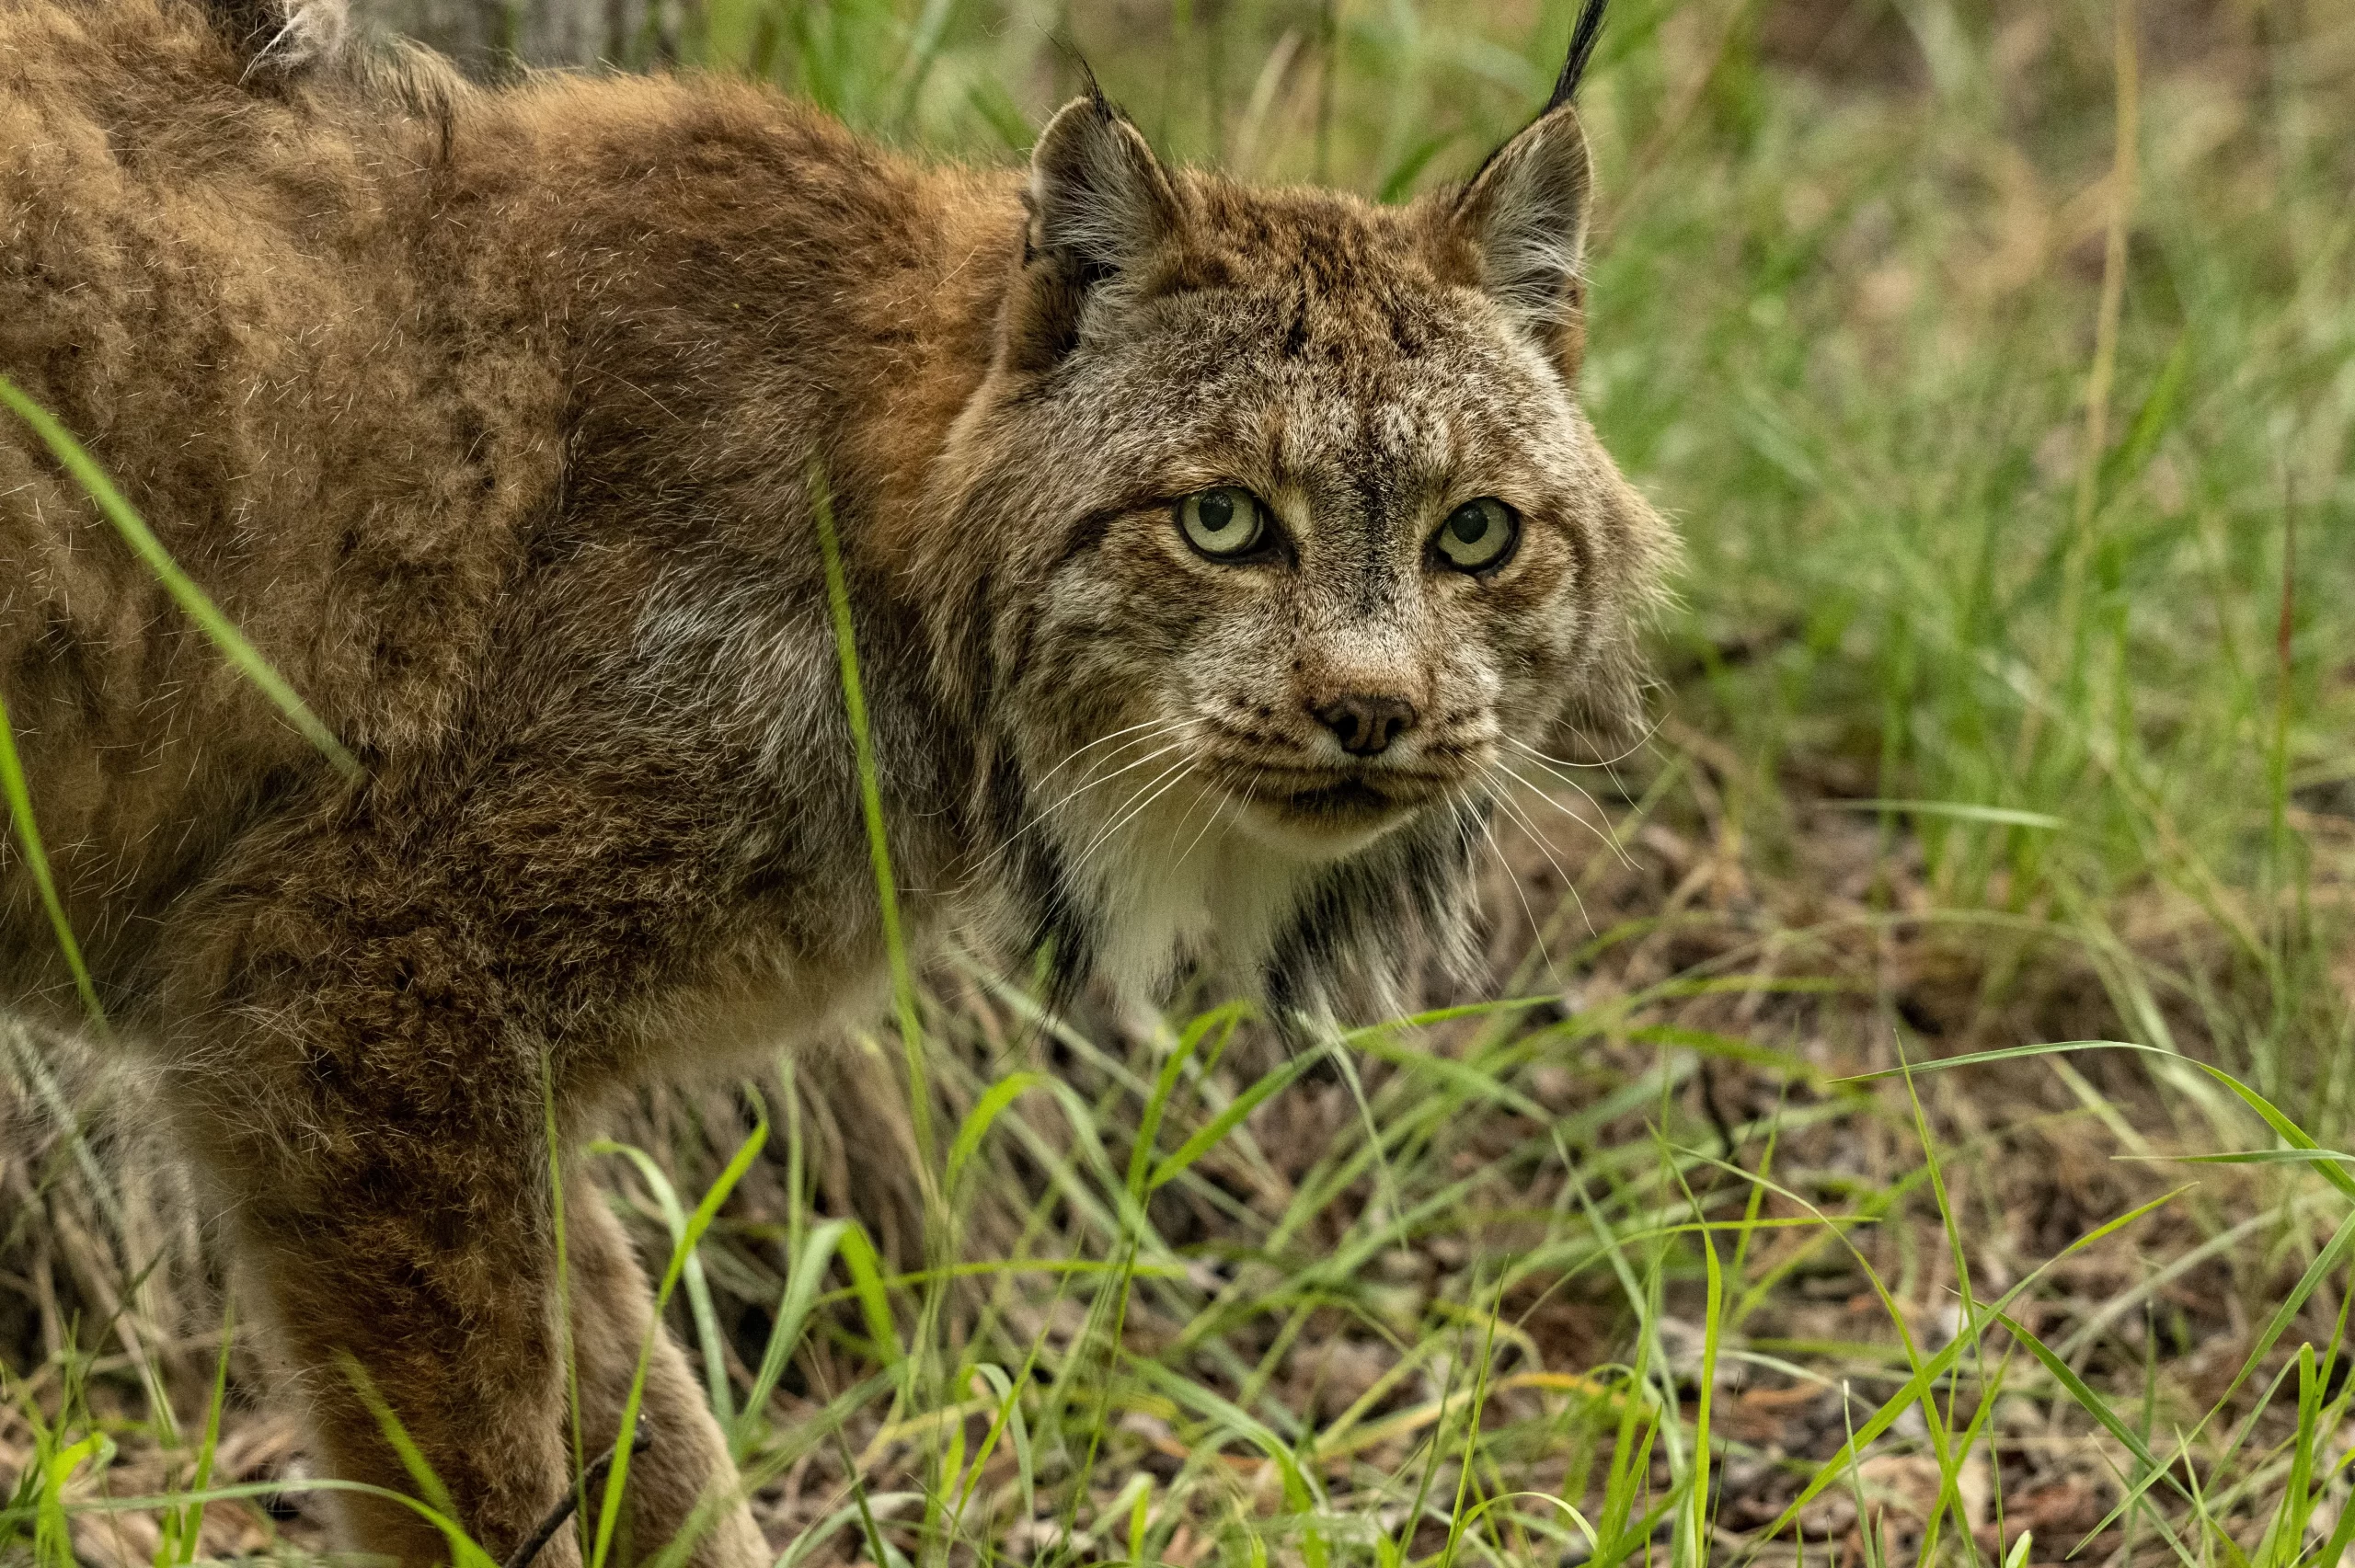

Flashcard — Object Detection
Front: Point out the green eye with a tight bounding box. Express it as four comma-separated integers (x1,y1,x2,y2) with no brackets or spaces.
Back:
1434,498,1519,573
1177,486,1269,560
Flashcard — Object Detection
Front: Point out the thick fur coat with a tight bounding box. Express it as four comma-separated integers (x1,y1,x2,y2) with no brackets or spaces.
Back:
0,0,1672,1561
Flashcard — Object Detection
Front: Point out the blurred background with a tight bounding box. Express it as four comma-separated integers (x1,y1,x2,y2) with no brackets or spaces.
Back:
6,2,2352,1563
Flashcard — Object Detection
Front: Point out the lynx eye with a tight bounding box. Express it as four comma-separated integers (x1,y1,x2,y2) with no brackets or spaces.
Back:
1177,486,1269,561
1433,498,1519,573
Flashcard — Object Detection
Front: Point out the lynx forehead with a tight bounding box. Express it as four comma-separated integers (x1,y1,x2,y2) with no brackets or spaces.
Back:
0,0,1668,1563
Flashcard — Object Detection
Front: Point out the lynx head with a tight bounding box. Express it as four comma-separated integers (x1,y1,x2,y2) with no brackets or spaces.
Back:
926,17,1672,1019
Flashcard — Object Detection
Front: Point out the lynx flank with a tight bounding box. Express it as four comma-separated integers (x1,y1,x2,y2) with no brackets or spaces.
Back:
0,0,1671,1561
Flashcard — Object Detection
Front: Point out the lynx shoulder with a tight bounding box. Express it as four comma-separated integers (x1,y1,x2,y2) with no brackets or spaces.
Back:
0,0,1670,1562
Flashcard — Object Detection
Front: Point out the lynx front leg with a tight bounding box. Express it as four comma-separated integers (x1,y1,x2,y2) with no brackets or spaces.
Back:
563,1181,769,1568
190,1070,765,1568
198,1090,582,1568
165,977,764,1568
154,739,779,1567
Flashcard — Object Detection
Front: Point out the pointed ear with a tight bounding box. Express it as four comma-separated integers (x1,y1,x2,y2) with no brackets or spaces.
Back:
1027,94,1178,273
1004,96,1180,372
1449,106,1595,379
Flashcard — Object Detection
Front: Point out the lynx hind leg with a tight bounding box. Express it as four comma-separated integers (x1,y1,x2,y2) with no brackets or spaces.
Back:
565,1186,769,1568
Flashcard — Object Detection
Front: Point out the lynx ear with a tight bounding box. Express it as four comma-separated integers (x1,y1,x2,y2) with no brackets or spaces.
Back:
1027,95,1178,278
1451,106,1595,379
1005,95,1179,372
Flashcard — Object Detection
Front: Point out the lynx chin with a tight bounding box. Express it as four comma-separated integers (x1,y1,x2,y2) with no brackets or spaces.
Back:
0,0,1672,1560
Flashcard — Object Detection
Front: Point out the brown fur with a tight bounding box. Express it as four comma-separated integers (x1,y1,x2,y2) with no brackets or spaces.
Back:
0,1,1673,1562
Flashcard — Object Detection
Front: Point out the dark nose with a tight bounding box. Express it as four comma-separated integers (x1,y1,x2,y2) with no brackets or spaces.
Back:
1313,694,1419,757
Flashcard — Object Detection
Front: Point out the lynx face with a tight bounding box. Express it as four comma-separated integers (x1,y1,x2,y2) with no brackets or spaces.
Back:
1028,261,1597,848
928,97,1671,1013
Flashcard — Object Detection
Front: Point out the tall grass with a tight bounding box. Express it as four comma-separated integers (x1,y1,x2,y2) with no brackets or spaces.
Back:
6,1,2354,1565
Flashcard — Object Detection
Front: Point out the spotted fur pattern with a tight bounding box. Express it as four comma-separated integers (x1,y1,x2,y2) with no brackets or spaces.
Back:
0,1,1671,1562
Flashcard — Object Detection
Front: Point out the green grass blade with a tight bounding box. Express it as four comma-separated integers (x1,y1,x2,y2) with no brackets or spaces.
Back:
167,1297,236,1567
1844,1042,2355,1204
0,375,358,779
810,463,935,1186
1758,1185,2188,1543
947,1070,1051,1192
1993,1312,2208,1552
335,1355,500,1568
592,1140,737,1427
589,1113,768,1568
833,1219,906,1371
1816,799,2070,830
0,693,105,1028
733,1218,851,1460
1146,1047,1322,1192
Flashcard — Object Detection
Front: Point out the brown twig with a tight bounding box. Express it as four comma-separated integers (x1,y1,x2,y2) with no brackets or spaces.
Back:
502,1420,652,1568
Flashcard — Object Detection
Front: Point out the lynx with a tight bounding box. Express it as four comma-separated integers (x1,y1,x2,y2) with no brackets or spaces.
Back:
0,0,1671,1560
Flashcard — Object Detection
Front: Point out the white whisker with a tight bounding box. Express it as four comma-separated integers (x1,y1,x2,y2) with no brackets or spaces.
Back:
1492,786,1594,942
1492,760,1635,871
1507,715,1663,773
1477,807,1559,989
1034,715,1181,789
1105,760,1198,851
1038,736,1190,821
1492,788,1573,893
1078,756,1196,866
1171,779,1235,867
1161,749,1237,864
965,724,1192,883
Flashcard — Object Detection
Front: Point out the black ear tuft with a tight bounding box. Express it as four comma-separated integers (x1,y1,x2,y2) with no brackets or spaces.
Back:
1544,0,1612,114
1074,52,1109,113
1443,0,1607,377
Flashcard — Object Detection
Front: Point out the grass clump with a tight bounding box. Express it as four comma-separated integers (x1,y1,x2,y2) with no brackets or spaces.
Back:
6,1,2355,1565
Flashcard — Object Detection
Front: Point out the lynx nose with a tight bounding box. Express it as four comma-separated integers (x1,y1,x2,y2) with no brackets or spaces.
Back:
1314,694,1419,758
